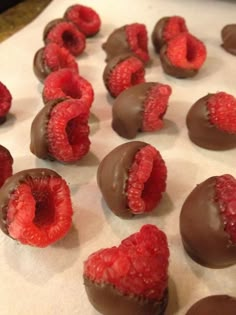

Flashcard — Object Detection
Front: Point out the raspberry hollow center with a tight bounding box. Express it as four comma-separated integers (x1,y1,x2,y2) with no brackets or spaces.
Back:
126,145,167,214
6,175,73,247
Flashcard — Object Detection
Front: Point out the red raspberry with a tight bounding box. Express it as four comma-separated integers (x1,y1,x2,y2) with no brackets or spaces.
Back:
1,168,73,247
207,92,236,133
125,23,150,63
0,145,13,188
44,19,86,56
84,224,169,301
0,81,12,124
64,4,101,37
163,16,188,42
215,174,236,244
165,32,206,70
47,99,90,162
43,68,94,108
126,145,167,214
30,99,90,163
104,55,145,97
142,83,172,131
33,43,79,83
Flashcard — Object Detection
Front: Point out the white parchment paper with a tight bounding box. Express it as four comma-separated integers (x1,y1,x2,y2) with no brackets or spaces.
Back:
0,0,236,314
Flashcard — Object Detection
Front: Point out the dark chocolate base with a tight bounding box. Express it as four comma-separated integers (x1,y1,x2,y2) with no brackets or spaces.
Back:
33,47,51,83
180,177,236,268
84,277,168,315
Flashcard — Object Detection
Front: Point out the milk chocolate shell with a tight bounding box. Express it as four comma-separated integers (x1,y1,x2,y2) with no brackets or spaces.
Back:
180,176,236,268
185,295,236,315
84,278,168,315
102,24,149,63
221,24,236,56
186,94,236,150
97,141,167,218
112,82,168,139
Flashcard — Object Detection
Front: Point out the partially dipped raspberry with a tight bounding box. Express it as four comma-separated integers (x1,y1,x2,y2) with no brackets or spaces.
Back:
43,68,94,108
0,145,13,188
103,54,145,98
221,24,236,56
43,19,86,56
152,16,188,53
64,4,101,37
84,224,169,315
186,92,236,150
102,23,150,64
160,32,207,78
0,168,73,247
30,98,90,163
112,82,172,139
0,81,12,124
97,141,167,218
180,175,236,268
33,43,79,83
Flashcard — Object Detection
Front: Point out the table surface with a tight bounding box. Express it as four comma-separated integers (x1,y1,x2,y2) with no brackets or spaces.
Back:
0,0,236,314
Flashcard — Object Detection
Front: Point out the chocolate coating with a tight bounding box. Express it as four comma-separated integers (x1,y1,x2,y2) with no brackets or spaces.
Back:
186,94,236,150
180,176,236,268
97,141,147,218
0,168,60,235
112,82,156,139
221,24,236,56
84,277,168,315
185,295,236,315
151,17,169,53
160,44,197,78
33,47,51,83
102,26,132,62
30,98,66,160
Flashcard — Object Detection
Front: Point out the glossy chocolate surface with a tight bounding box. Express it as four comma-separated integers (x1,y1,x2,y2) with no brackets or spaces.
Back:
0,168,60,235
151,17,169,53
160,44,197,78
112,82,156,139
180,176,236,268
84,277,168,315
221,24,236,56
185,295,236,315
97,141,147,218
186,94,236,150
30,98,66,160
